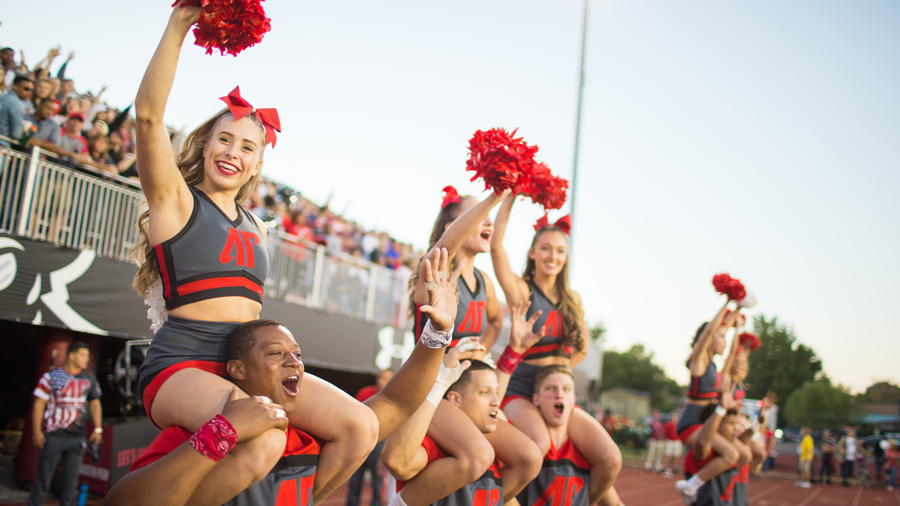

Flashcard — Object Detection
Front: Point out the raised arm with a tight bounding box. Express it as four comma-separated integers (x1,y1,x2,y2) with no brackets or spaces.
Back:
366,248,467,441
134,6,199,218
719,311,745,386
381,350,469,481
496,301,544,399
414,190,508,304
688,299,731,376
490,194,529,305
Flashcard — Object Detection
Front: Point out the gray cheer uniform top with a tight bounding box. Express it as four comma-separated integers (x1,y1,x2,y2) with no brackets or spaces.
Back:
153,186,268,309
415,268,488,349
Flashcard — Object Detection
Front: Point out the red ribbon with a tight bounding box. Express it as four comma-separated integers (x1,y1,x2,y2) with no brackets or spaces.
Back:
441,186,461,209
219,86,281,147
534,214,571,235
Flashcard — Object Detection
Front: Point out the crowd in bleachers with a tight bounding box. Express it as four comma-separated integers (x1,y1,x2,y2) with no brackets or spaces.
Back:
0,44,420,272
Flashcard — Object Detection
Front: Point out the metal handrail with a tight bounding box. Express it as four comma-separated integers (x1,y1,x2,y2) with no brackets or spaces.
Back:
0,145,409,326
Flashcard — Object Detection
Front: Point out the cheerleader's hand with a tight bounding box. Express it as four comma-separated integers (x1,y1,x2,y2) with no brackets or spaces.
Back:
509,301,545,354
170,1,202,30
222,388,289,442
419,247,464,332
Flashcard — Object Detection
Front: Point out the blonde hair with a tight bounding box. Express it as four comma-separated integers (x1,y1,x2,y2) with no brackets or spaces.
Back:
132,109,266,296
523,227,586,355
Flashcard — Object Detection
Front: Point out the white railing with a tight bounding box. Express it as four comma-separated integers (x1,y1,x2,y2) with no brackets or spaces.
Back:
0,145,409,326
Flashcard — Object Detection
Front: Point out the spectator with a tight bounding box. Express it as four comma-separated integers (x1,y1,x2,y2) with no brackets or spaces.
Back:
52,97,80,127
29,79,53,119
0,75,34,146
645,409,665,473
796,427,813,488
83,134,119,176
25,98,60,148
1,47,18,88
838,427,858,486
107,130,138,179
818,429,837,485
57,112,89,166
600,409,616,434
885,441,899,492
27,341,103,506
663,412,681,477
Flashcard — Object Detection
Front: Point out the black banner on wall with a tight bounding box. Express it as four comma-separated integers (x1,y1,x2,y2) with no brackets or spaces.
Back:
0,234,411,373
0,234,149,338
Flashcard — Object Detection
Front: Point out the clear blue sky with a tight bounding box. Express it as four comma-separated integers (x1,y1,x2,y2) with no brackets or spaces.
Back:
5,0,898,393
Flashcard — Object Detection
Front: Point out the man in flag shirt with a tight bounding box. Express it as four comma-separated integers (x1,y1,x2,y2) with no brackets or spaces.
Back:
28,340,103,506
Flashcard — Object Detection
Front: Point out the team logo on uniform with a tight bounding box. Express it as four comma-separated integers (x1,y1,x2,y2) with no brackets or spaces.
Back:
458,300,486,334
219,228,260,268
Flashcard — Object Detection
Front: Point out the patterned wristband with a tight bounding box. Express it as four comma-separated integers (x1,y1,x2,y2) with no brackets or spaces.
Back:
189,414,238,462
420,320,453,349
496,346,523,375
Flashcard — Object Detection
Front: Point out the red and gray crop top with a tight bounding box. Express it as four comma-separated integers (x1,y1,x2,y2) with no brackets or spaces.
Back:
414,268,488,349
523,281,572,360
686,361,721,401
153,187,268,310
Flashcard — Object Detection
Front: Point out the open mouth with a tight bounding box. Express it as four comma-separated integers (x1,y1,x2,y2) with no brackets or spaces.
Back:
554,403,565,416
489,410,499,421
282,375,300,396
480,230,492,240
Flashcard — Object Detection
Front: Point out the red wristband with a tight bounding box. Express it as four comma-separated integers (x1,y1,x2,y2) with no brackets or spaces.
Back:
496,346,523,374
189,414,237,462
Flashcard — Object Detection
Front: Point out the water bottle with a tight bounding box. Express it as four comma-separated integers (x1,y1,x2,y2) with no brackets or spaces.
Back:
77,482,89,506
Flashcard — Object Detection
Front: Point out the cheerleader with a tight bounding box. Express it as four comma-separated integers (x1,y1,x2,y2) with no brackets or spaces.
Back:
132,5,378,502
491,194,623,506
674,302,748,504
400,188,543,505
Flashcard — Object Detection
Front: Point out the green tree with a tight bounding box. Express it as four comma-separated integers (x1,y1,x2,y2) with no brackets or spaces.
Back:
601,344,683,412
745,315,822,402
783,378,856,429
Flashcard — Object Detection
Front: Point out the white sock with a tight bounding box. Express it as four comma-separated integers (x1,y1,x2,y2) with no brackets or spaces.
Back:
686,474,705,493
389,493,409,506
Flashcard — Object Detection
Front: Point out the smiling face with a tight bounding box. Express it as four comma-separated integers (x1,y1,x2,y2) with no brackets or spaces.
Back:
529,229,568,279
228,325,304,414
450,369,501,434
201,114,265,194
533,372,576,429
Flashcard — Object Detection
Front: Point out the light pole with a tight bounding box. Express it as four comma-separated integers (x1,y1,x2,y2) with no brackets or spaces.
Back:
570,0,589,257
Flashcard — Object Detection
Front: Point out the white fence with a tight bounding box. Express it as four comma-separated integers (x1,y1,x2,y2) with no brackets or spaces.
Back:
0,145,409,326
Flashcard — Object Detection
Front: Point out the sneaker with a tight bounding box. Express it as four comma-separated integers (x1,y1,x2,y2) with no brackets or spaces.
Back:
801,482,812,489
675,480,696,505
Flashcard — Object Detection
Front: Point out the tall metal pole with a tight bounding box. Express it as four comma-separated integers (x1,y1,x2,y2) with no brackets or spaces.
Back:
570,0,589,257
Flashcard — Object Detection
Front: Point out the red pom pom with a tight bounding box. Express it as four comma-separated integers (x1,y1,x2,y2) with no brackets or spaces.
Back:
466,128,538,195
712,273,747,301
174,0,272,57
529,161,569,210
738,332,761,352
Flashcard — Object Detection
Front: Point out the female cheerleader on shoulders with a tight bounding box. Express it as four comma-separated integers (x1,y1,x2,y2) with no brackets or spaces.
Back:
132,5,377,503
399,188,543,505
490,193,623,506
674,300,750,504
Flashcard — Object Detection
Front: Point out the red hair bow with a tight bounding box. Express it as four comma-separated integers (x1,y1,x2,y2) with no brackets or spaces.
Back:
441,186,461,209
534,214,571,235
219,86,281,147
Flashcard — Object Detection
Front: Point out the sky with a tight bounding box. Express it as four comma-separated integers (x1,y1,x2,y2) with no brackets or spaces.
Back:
4,0,899,394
